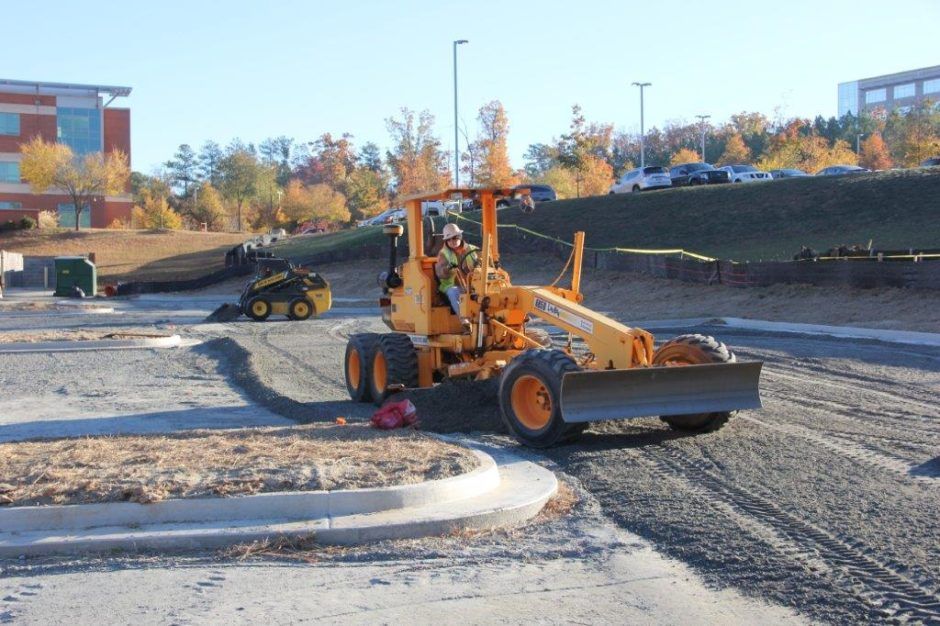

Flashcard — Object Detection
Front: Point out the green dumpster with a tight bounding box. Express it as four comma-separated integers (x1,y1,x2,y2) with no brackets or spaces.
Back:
54,256,97,297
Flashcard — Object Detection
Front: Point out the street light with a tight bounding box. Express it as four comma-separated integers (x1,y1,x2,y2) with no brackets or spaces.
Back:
696,114,711,162
631,82,651,167
856,133,865,154
453,39,469,187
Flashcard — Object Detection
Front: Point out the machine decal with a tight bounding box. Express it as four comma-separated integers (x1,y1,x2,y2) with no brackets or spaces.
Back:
534,297,594,334
408,334,430,347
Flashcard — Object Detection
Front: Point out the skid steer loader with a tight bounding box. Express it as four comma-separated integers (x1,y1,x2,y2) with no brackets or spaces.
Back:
206,257,331,322
343,188,762,447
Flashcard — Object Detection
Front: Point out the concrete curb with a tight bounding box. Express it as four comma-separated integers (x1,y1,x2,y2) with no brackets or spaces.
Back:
0,449,497,533
0,334,183,354
0,442,556,556
718,317,940,347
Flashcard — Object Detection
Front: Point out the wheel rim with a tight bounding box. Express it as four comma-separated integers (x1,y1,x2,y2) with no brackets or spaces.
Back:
348,348,361,390
511,375,553,431
293,301,310,318
373,351,387,393
251,300,268,316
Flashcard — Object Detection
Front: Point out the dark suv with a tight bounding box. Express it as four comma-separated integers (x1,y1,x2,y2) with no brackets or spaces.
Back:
497,184,557,207
669,162,730,186
921,157,940,167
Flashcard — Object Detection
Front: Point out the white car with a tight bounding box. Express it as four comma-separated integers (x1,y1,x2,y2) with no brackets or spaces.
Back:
609,166,672,193
718,164,773,183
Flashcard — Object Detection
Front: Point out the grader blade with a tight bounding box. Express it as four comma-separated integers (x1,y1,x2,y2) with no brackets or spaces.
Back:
560,361,763,424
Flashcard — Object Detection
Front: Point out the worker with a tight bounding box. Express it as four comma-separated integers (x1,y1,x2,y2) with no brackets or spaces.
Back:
519,192,535,214
435,222,478,330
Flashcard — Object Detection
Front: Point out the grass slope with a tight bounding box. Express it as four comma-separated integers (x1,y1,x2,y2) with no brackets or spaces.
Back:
277,168,940,262
0,229,249,282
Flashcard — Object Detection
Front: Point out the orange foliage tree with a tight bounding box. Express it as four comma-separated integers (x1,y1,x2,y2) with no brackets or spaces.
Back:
859,133,893,170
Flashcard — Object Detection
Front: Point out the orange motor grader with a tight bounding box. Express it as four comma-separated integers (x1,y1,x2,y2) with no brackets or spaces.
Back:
343,188,762,447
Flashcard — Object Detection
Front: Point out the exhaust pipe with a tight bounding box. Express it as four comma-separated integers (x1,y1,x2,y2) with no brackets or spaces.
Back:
383,224,404,289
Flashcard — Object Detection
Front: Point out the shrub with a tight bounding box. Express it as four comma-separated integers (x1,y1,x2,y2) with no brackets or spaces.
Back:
19,217,36,230
37,210,58,229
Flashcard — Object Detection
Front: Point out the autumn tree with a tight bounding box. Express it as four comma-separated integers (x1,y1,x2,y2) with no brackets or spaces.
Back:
258,136,297,185
219,147,262,231
473,100,517,187
189,182,226,231
250,166,285,230
386,108,451,196
345,168,388,221
19,138,129,231
883,101,940,166
669,147,701,166
859,133,893,170
558,105,613,197
307,183,350,224
132,188,183,230
717,133,751,165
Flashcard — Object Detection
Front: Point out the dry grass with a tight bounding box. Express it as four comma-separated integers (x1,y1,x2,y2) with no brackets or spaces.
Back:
0,328,165,343
0,229,249,282
0,424,479,508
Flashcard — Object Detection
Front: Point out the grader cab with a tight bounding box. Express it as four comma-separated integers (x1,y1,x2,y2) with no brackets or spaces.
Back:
343,188,762,447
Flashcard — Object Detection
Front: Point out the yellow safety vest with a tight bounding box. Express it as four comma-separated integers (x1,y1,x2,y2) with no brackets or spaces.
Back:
439,244,479,293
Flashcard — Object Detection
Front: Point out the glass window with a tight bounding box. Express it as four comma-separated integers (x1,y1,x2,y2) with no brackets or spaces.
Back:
643,166,666,174
57,107,103,155
0,161,20,183
0,112,20,136
924,78,940,94
0,201,23,210
865,88,886,104
57,203,92,229
838,81,859,117
894,83,915,99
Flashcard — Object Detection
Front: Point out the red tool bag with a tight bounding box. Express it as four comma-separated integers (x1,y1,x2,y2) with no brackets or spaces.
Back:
370,399,418,430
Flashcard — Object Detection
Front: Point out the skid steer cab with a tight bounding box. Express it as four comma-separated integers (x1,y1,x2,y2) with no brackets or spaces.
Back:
343,188,762,447
237,257,332,321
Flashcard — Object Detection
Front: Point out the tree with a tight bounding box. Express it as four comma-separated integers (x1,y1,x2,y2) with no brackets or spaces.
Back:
164,144,200,196
359,142,385,172
558,104,613,196
385,108,450,196
258,136,296,185
307,183,350,224
345,168,389,221
198,141,224,185
190,182,226,231
19,138,129,231
883,101,940,166
670,147,701,166
859,133,893,170
132,188,183,230
473,100,517,187
717,133,751,165
219,148,262,231
250,166,284,231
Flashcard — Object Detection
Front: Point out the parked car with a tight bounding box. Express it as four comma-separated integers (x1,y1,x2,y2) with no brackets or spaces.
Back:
816,165,870,176
496,184,557,207
669,162,731,186
609,166,672,193
717,164,773,183
769,168,809,179
920,157,940,167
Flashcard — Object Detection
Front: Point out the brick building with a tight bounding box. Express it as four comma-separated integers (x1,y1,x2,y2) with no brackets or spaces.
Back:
0,79,132,228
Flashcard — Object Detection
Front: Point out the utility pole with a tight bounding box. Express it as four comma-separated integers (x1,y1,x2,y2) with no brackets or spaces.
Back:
696,114,711,162
856,133,864,154
453,39,469,187
632,82,651,167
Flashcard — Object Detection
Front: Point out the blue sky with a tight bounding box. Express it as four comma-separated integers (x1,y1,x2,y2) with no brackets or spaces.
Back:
3,0,938,173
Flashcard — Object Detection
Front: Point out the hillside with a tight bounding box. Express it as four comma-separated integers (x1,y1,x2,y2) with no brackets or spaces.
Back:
275,168,940,262
0,229,249,282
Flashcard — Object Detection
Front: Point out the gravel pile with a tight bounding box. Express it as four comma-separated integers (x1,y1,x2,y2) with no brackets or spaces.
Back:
402,379,507,435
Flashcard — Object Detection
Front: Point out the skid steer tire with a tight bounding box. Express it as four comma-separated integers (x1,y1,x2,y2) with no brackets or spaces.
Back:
288,298,314,321
246,297,272,321
345,333,381,402
652,334,736,433
499,349,585,448
368,333,419,406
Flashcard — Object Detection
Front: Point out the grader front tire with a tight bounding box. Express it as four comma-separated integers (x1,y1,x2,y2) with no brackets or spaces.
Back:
652,334,736,432
368,334,419,405
345,333,380,402
499,349,585,448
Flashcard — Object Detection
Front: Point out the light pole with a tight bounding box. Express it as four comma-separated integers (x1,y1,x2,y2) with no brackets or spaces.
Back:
856,133,864,154
632,82,651,167
453,39,469,187
696,114,711,162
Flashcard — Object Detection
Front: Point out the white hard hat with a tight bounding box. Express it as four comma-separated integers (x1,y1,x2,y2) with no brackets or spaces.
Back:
442,223,464,241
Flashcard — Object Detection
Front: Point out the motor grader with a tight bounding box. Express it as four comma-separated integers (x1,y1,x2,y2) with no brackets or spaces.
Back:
343,188,762,447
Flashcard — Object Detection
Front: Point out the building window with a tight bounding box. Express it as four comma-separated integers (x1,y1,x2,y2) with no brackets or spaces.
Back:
894,83,915,99
924,78,940,94
57,107,102,155
865,88,886,104
0,112,19,136
0,201,23,210
57,203,92,229
838,81,859,117
0,161,20,183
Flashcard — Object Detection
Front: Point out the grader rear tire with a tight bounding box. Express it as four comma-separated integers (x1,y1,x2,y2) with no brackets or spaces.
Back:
499,349,585,448
345,333,380,402
652,334,736,432
368,334,419,405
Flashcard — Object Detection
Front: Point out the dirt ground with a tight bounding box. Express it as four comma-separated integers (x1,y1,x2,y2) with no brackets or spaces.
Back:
0,328,168,344
303,254,940,331
0,424,477,507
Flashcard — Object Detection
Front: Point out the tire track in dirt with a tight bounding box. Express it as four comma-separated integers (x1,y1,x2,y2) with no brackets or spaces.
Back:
646,444,940,623
0,582,43,623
